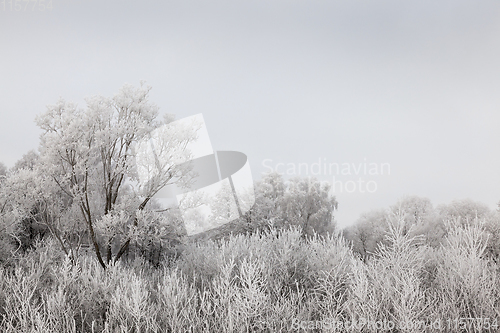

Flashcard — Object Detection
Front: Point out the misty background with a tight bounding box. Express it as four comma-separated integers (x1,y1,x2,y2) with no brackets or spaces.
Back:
1,0,499,228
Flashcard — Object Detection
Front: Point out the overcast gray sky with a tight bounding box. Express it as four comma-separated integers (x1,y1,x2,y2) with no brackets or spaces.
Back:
1,0,499,228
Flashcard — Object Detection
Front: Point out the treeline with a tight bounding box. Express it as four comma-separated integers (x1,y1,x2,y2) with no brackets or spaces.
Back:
342,196,500,263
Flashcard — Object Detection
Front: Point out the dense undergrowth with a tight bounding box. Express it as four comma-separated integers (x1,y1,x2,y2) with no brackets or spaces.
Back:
0,223,499,332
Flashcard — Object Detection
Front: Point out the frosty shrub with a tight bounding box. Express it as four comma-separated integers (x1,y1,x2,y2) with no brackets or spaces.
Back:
1,220,500,332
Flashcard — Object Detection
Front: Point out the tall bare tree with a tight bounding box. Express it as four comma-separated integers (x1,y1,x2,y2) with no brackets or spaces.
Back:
36,83,198,268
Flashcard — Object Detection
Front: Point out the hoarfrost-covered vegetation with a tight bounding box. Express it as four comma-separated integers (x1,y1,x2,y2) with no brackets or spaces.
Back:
1,84,499,332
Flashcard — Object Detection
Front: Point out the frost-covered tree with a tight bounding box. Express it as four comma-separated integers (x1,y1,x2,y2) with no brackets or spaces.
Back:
206,182,240,228
437,199,491,227
0,167,63,262
389,196,435,235
345,196,447,260
11,150,39,172
0,162,7,178
0,168,19,263
35,83,198,268
1,167,75,253
280,177,338,237
247,173,338,237
343,209,388,261
246,172,285,230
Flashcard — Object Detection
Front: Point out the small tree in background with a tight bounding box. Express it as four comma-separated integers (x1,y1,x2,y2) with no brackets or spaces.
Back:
389,196,434,235
245,173,338,237
280,177,338,237
0,166,78,259
6,151,53,251
245,172,285,231
11,150,39,172
0,162,7,178
437,198,491,227
343,209,388,262
0,163,16,265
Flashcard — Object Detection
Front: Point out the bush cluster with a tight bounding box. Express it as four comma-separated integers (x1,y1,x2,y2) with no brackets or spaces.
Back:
1,222,499,332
